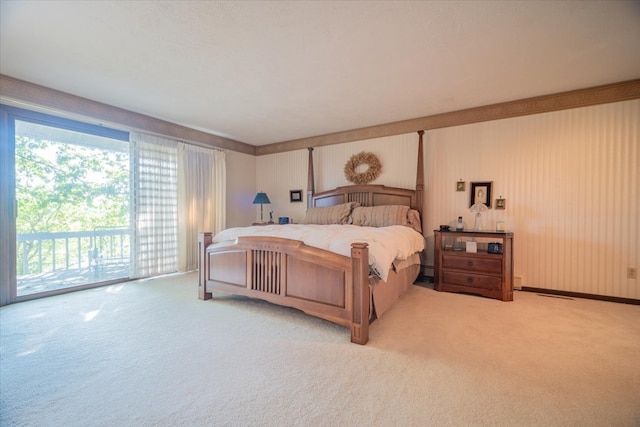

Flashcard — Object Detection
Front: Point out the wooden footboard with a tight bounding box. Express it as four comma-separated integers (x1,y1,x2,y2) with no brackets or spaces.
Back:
198,232,370,344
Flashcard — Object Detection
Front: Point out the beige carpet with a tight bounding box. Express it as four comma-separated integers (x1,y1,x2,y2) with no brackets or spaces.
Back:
1,272,639,426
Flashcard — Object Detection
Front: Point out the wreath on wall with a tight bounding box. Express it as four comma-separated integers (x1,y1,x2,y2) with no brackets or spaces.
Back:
344,151,382,184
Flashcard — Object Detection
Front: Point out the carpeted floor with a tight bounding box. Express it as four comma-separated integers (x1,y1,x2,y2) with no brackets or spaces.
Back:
1,272,639,426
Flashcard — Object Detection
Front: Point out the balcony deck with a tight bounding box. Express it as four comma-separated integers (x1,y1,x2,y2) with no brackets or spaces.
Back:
18,260,130,296
16,228,130,297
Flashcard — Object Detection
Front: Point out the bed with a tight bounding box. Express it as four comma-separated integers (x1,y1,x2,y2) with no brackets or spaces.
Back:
199,131,425,344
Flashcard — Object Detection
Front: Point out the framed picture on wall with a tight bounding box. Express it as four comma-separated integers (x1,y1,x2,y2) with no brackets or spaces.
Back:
470,182,492,208
289,189,303,203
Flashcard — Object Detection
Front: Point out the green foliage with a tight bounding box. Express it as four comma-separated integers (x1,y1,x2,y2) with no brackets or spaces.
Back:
16,136,129,233
16,135,130,276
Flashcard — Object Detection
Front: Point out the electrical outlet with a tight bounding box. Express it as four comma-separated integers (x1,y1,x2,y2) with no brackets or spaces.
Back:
628,268,637,279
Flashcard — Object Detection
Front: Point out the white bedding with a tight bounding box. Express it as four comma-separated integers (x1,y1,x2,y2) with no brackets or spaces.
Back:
212,224,425,282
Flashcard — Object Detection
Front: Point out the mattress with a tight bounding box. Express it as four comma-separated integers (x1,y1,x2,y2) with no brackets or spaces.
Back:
212,224,425,282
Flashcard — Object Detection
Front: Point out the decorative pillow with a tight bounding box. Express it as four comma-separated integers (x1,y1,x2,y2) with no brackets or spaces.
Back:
406,209,422,234
303,202,358,225
351,205,410,228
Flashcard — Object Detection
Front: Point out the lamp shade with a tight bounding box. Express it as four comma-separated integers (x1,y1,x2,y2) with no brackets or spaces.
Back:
252,192,271,204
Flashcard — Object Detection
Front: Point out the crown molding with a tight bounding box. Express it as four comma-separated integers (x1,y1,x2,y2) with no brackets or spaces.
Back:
0,74,256,155
2,74,638,157
256,79,640,156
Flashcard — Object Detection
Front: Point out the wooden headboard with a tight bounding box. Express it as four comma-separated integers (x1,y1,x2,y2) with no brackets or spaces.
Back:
307,131,425,221
311,184,419,210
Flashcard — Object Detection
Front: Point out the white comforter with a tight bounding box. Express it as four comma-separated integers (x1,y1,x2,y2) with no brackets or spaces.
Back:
212,224,425,282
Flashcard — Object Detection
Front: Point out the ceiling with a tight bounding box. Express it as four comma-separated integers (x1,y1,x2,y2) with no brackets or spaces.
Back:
1,1,639,147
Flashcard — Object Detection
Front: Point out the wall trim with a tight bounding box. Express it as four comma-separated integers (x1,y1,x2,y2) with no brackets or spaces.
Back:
521,287,640,306
257,78,640,155
0,74,256,156
2,73,638,157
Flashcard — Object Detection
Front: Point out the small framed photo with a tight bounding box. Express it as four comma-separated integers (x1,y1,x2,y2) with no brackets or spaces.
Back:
289,189,303,203
456,181,466,192
495,198,506,209
470,182,492,208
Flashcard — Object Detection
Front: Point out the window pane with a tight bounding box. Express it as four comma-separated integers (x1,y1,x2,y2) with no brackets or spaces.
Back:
15,120,131,296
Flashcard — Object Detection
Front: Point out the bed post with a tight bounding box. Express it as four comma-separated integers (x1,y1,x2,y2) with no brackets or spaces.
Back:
350,242,370,345
416,131,424,225
307,147,315,209
198,232,213,300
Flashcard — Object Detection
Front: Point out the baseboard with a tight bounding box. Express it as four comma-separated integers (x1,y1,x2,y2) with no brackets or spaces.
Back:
521,287,640,306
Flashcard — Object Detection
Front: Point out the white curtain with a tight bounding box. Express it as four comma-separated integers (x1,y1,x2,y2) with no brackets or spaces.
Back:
129,133,178,278
177,143,226,272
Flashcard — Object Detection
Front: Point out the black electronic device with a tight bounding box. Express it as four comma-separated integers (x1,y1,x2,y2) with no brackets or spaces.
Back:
488,242,503,254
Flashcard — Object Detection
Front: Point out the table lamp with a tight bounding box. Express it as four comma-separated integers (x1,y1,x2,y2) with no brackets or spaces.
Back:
252,192,271,223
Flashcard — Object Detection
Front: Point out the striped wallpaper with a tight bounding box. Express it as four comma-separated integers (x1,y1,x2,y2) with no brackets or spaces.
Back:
256,99,639,299
426,99,638,299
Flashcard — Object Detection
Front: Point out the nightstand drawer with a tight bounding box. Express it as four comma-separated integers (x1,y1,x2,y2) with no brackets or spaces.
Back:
442,271,502,290
442,255,502,274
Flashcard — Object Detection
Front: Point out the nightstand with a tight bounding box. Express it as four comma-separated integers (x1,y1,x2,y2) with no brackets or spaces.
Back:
434,230,514,301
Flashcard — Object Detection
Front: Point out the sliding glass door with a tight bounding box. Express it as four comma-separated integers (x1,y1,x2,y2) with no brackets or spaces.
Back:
1,106,131,303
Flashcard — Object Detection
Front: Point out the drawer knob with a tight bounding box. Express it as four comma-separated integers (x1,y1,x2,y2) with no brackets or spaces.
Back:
467,261,474,266
467,277,474,284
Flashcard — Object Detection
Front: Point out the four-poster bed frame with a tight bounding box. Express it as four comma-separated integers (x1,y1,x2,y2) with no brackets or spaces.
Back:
199,131,424,344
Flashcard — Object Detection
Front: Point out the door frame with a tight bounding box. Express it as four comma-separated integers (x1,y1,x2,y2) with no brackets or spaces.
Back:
0,105,129,305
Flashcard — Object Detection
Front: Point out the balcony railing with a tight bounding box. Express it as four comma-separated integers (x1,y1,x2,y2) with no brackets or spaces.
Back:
17,227,130,296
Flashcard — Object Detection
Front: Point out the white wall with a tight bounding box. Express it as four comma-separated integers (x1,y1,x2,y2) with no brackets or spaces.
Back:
225,150,256,228
256,99,639,299
256,133,420,224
